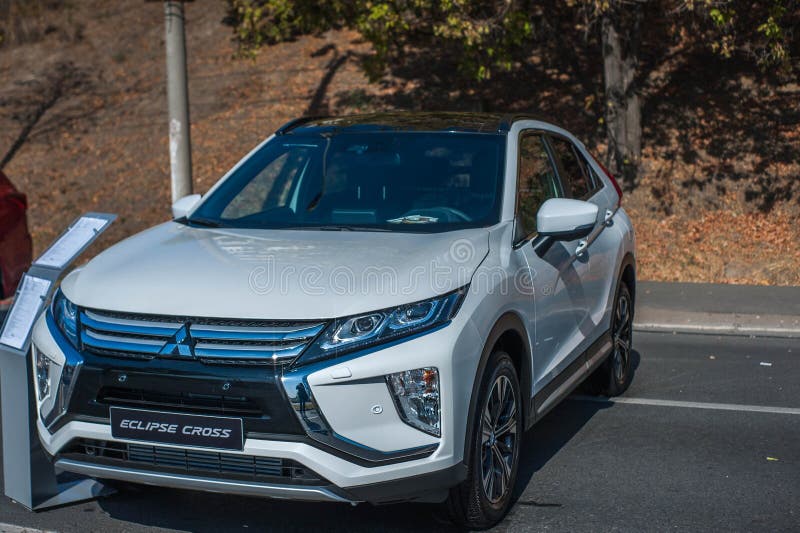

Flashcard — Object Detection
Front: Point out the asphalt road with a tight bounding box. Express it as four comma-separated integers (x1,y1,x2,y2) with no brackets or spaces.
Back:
1,331,798,532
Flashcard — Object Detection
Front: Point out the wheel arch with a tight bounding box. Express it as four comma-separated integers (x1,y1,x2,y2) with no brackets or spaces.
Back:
619,252,636,310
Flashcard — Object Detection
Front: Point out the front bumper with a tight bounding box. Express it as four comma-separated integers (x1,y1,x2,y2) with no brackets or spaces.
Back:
56,457,352,503
31,306,483,502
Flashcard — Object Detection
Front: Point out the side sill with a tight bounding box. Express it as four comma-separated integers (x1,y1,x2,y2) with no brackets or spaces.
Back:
532,329,613,421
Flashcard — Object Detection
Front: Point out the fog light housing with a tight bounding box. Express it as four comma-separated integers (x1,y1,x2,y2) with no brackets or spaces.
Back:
35,349,52,402
386,367,440,437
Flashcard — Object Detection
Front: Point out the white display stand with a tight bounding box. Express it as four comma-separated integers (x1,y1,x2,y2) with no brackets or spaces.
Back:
0,213,116,510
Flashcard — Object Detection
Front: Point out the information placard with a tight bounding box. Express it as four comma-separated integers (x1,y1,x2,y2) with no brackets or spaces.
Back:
34,216,110,269
1,211,115,511
0,275,51,350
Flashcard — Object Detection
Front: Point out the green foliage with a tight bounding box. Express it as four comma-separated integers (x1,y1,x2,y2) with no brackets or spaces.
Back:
227,0,797,78
227,0,351,56
224,0,794,130
755,2,790,67
698,0,794,70
227,0,537,81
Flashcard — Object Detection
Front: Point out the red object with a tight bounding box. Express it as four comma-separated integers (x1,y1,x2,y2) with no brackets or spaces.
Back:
0,170,33,299
590,153,623,206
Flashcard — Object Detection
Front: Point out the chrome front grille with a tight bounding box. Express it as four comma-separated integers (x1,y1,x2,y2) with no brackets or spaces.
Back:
79,309,325,364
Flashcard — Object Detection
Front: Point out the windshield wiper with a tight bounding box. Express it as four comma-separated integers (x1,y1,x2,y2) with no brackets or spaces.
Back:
282,225,391,232
321,225,392,232
185,217,226,228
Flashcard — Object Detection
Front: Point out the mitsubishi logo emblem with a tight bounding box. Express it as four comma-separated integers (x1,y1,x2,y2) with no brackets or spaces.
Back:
159,323,195,357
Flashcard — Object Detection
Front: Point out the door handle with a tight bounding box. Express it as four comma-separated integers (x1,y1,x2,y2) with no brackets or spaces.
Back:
604,209,614,225
575,239,588,256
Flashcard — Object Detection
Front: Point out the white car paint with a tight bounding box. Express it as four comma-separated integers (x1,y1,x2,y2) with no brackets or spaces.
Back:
31,116,635,502
61,225,488,319
171,193,201,219
536,198,599,235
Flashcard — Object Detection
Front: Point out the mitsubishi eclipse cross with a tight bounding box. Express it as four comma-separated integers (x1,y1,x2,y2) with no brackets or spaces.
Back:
31,113,635,528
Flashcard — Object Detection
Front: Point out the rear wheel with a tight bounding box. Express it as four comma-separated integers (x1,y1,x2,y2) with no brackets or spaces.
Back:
590,280,634,396
446,351,522,529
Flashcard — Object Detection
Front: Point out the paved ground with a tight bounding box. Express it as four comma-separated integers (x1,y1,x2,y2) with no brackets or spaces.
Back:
635,282,800,338
1,330,798,532
637,281,800,317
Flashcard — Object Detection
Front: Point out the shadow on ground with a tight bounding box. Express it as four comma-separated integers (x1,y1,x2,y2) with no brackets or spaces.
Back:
510,349,640,508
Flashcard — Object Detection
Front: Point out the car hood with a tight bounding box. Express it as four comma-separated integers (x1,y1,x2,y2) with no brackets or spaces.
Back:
63,222,489,319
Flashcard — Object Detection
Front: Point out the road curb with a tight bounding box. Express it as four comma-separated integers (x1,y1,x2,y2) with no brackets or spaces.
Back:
635,281,800,338
634,309,800,339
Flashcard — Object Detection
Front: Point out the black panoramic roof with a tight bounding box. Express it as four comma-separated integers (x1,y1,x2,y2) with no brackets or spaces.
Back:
276,112,553,136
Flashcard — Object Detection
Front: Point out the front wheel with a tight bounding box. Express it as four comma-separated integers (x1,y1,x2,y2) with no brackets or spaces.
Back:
446,351,522,529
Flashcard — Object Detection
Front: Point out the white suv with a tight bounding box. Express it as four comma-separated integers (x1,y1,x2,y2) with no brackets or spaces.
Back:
32,113,635,528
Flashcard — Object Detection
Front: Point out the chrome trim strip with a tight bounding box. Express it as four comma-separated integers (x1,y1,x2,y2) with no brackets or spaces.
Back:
80,331,163,355
83,329,164,346
80,310,326,362
82,310,181,335
194,344,305,359
191,323,325,341
55,458,354,503
194,341,304,351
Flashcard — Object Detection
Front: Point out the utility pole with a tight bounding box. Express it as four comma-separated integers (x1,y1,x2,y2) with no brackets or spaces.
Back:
163,0,193,203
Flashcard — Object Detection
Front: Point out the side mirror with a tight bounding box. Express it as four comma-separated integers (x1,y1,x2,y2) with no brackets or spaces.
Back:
171,194,202,219
532,198,598,257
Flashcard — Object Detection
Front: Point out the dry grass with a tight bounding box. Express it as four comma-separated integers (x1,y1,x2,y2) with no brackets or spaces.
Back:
0,0,797,285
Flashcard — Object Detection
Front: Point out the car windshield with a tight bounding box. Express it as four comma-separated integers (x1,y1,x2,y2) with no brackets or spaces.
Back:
188,132,505,232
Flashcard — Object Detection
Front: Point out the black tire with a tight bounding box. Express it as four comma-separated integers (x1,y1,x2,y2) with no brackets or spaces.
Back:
446,351,522,529
590,280,634,396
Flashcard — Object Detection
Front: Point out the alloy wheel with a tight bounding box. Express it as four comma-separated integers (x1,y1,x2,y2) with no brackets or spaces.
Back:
480,374,518,504
612,289,633,383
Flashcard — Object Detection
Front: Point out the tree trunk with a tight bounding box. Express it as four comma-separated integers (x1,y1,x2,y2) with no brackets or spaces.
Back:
601,7,643,188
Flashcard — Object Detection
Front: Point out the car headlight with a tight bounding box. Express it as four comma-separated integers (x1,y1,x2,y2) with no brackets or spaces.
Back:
296,287,467,366
52,289,80,349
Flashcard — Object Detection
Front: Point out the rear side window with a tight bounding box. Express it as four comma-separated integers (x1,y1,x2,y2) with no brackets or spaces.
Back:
549,137,594,199
515,133,561,241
